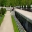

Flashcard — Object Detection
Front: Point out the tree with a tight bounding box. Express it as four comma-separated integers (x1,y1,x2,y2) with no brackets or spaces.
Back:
0,0,7,7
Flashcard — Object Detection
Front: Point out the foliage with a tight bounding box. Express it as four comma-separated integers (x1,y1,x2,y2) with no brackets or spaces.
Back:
0,15,4,25
0,0,7,6
0,0,32,7
1,8,6,15
11,16,19,32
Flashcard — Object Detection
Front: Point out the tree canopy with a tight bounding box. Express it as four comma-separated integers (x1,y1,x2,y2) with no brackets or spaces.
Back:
0,0,32,7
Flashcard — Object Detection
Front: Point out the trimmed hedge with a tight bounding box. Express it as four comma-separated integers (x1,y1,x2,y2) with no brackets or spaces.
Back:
0,8,6,15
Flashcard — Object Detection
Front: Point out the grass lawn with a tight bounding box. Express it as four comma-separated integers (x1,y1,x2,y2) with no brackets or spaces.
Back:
0,15,4,25
11,16,20,32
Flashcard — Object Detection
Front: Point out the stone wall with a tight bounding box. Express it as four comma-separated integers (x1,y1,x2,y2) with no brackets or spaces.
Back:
15,11,32,32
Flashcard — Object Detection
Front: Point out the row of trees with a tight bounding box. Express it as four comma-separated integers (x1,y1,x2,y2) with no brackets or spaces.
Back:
0,0,32,7
10,0,32,7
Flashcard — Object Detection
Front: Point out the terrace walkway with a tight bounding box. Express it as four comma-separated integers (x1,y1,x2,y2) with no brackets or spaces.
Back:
0,11,14,32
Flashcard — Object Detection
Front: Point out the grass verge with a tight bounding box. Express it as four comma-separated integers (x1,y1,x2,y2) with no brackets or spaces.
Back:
11,16,19,32
0,15,4,25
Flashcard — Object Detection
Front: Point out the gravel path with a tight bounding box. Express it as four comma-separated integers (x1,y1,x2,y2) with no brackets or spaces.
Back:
0,11,14,32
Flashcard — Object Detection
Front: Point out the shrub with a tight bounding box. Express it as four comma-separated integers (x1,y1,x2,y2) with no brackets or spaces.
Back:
1,8,6,15
3,8,6,14
1,8,4,15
